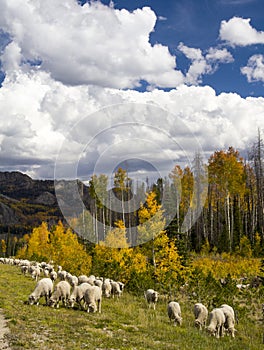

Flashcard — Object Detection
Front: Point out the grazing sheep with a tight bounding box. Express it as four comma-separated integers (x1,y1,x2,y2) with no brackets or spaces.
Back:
43,268,50,277
102,278,112,298
78,275,90,285
118,282,125,294
220,304,235,320
57,266,67,281
83,285,102,313
66,273,78,287
21,265,28,275
69,282,92,309
145,289,159,310
31,266,41,281
223,309,236,338
220,304,236,337
207,308,226,338
94,278,103,289
110,280,122,298
28,278,53,306
49,280,71,308
194,303,208,330
167,301,182,326
49,270,57,282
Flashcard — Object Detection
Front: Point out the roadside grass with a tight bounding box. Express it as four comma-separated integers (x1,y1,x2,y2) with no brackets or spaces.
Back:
0,264,263,350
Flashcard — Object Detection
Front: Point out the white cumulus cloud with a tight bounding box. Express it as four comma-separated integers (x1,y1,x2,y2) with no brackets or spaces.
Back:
178,43,233,85
0,0,184,89
241,54,264,82
219,16,264,46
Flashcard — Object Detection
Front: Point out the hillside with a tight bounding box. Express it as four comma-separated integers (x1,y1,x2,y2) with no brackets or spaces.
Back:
0,171,90,237
0,263,263,350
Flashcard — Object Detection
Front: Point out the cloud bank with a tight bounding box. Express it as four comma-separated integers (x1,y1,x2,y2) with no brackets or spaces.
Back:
0,1,263,180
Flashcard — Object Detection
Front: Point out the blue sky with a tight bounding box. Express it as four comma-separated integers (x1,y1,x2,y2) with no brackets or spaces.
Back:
0,0,263,181
78,0,264,97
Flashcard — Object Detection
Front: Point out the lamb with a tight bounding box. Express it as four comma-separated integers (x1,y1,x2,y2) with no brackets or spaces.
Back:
206,308,226,338
49,280,71,308
194,303,208,330
83,285,102,313
144,289,159,310
220,304,237,337
28,277,53,306
167,301,182,326
69,282,92,309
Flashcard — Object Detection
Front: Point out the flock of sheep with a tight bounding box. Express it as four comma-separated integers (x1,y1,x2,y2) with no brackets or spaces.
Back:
1,257,237,339
144,288,237,338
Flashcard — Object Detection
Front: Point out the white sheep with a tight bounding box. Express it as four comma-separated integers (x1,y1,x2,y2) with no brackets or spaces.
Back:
31,266,41,281
21,265,28,275
110,280,122,298
43,267,50,277
167,301,182,326
194,303,208,330
102,278,112,298
57,266,67,281
69,282,92,309
145,289,159,310
49,280,71,308
220,304,237,337
118,281,125,293
83,285,102,313
66,273,78,287
49,269,57,282
220,304,235,318
94,278,103,289
78,275,90,284
207,308,226,338
28,277,53,306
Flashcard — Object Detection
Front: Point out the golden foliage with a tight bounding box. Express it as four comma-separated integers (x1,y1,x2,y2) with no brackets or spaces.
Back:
154,232,189,286
16,221,92,275
137,191,165,244
191,252,261,280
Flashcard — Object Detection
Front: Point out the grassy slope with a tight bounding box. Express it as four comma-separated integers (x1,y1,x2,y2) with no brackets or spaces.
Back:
0,264,263,350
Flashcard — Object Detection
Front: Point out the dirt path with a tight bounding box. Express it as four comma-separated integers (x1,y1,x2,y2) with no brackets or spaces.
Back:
0,310,11,350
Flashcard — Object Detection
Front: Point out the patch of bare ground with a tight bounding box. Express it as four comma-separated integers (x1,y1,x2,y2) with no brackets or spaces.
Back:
0,310,11,350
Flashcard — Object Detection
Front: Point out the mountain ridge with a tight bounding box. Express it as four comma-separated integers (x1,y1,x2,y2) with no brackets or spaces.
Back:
0,171,91,236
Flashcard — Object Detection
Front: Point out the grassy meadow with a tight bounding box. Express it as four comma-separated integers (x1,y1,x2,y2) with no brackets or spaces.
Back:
0,263,263,350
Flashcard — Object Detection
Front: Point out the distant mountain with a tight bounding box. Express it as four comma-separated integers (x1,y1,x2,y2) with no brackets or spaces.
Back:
0,171,91,236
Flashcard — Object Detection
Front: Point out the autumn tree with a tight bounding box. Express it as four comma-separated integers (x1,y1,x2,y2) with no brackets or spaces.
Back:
24,222,50,261
208,147,246,251
137,191,165,269
154,232,188,291
92,220,147,283
16,222,92,275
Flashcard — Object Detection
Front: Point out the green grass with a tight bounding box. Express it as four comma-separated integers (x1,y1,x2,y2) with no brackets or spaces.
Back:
0,264,263,350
